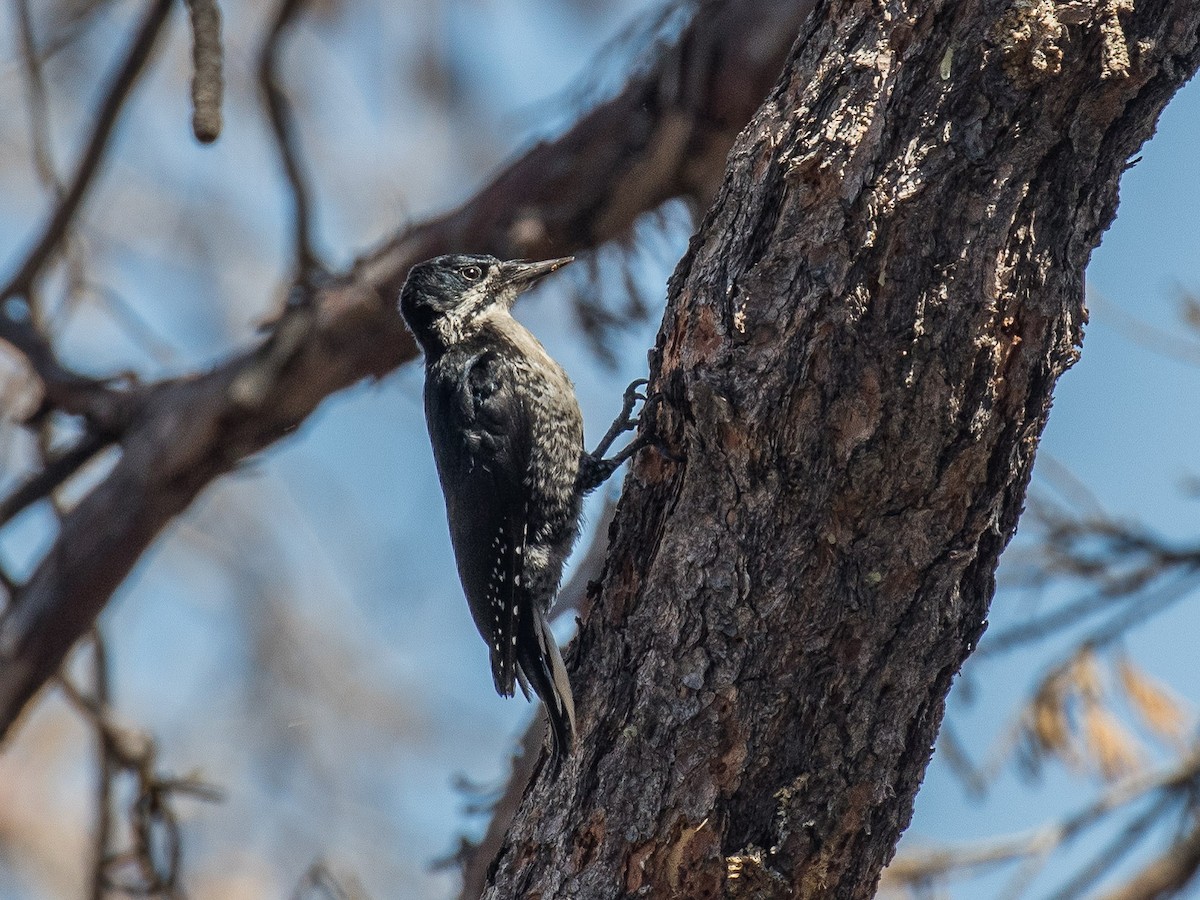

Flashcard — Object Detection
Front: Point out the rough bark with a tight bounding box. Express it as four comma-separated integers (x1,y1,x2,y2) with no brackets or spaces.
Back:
0,0,811,738
484,2,1200,898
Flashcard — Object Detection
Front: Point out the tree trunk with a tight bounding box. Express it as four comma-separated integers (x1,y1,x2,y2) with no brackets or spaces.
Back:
485,2,1200,897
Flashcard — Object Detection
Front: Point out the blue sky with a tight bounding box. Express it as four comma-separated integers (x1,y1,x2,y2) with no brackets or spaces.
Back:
901,70,1200,897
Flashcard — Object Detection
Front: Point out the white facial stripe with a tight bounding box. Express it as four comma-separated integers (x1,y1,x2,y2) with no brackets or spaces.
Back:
429,279,496,345
452,279,492,317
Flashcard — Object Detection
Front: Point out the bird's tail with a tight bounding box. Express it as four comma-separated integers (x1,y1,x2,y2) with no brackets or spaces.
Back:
516,607,576,771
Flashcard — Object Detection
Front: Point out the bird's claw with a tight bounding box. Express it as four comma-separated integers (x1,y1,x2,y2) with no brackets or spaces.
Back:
616,378,649,428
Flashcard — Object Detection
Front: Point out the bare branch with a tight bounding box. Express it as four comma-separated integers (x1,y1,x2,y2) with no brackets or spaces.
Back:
6,1,140,440
980,506,1200,658
1044,795,1175,900
59,646,221,896
887,745,1200,892
454,717,546,900
0,0,809,742
0,312,142,430
0,430,111,527
1098,817,1200,900
1090,291,1200,369
14,0,59,190
1,0,174,301
259,0,321,280
292,861,371,900
83,631,113,900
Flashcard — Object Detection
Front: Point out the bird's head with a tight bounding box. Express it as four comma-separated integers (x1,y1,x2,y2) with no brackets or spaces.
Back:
399,254,573,355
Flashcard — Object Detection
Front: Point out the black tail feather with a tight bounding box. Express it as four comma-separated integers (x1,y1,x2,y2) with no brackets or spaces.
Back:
516,607,576,772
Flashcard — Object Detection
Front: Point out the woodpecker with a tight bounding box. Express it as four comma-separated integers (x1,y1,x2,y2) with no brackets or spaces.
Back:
399,253,646,769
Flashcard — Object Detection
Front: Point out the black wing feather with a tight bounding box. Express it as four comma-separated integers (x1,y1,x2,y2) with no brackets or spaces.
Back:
426,349,530,697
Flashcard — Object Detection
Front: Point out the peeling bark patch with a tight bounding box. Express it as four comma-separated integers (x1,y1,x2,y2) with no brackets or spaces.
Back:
570,810,606,874
995,1,1067,87
624,840,654,893
663,817,723,898
1099,0,1135,79
995,0,1137,87
688,304,724,366
727,846,793,897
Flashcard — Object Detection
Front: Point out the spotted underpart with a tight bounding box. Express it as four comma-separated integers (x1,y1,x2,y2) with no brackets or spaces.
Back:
400,254,582,767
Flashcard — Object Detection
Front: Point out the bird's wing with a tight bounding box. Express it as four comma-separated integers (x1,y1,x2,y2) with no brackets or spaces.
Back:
427,349,531,697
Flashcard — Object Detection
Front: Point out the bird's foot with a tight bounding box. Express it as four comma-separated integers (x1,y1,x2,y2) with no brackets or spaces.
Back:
593,379,647,458
578,379,680,493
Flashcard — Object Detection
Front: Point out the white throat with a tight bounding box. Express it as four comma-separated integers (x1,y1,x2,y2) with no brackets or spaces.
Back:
429,282,517,348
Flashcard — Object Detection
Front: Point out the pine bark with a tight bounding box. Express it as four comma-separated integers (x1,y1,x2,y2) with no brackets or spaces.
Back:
484,2,1200,898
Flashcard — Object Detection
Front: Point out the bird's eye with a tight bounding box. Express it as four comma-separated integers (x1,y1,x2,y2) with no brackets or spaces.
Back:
461,265,483,281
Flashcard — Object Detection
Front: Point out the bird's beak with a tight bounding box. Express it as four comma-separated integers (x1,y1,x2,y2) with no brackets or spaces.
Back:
497,256,574,291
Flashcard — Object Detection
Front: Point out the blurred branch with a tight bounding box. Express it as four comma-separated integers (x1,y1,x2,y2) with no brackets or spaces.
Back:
1090,291,1200,369
20,1,122,67
1098,817,1200,900
1043,795,1175,900
83,631,113,900
59,634,221,897
14,0,59,190
86,281,180,365
1,0,173,302
980,505,1200,659
0,430,110,527
185,0,223,143
259,0,322,281
453,717,546,900
292,861,370,900
0,0,811,741
0,313,141,430
934,721,990,798
9,0,138,433
885,744,1200,896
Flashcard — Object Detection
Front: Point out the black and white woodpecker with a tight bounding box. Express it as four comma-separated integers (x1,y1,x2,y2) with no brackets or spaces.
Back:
399,254,647,769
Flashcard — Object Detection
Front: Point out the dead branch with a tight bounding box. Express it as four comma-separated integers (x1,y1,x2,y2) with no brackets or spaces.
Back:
1,0,173,302
886,744,1200,893
59,633,221,897
980,502,1200,658
14,0,58,190
454,716,547,900
292,861,371,900
259,0,321,279
0,430,110,527
1098,817,1200,900
4,0,151,435
0,313,141,431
